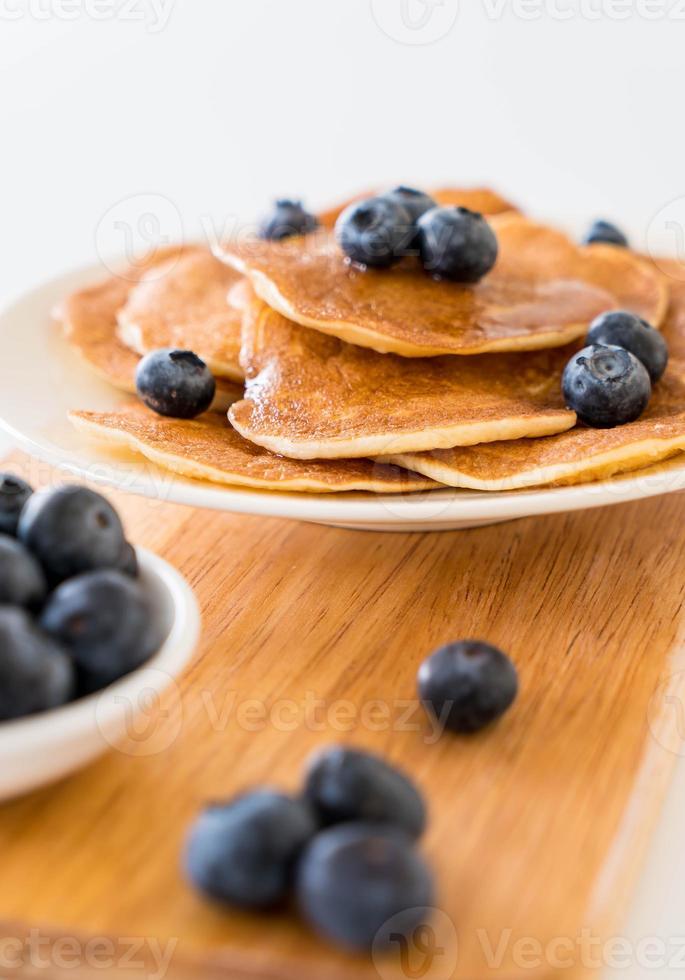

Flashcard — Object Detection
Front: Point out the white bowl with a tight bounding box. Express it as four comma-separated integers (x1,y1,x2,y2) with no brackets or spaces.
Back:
0,547,200,801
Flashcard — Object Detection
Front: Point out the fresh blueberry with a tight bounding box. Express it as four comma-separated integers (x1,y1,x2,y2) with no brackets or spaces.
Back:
304,746,426,839
40,569,163,692
0,607,74,721
418,206,498,282
0,474,32,536
562,344,651,428
136,349,216,420
259,199,319,242
383,186,436,224
117,541,138,578
583,220,629,248
296,823,434,951
0,534,47,609
418,640,519,734
586,310,668,383
18,485,125,585
335,196,413,269
185,790,318,909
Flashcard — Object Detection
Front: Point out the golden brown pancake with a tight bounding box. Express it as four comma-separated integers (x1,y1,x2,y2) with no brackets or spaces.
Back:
384,271,685,490
68,405,436,494
117,249,243,381
318,186,518,229
57,267,242,413
218,215,665,357
228,295,576,460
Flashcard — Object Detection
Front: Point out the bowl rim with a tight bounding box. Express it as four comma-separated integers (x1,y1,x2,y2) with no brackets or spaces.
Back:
0,546,200,751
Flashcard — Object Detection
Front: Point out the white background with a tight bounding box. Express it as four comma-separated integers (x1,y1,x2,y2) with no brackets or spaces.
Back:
2,1,685,976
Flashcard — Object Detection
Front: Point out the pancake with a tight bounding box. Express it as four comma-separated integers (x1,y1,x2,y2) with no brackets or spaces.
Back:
382,271,685,490
116,249,243,381
228,295,576,460
218,215,666,357
68,405,436,495
318,186,518,229
57,268,242,413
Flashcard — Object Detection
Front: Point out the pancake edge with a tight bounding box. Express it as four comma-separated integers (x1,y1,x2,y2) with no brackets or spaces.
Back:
228,403,577,460
383,437,685,491
219,252,596,357
68,412,437,495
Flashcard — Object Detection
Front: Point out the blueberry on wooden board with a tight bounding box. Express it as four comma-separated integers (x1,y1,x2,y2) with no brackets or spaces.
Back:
304,745,426,839
297,823,434,951
418,640,518,734
184,790,318,910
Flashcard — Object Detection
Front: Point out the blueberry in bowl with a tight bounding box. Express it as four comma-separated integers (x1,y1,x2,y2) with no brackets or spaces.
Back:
0,479,199,800
0,473,32,536
40,569,166,694
18,484,127,585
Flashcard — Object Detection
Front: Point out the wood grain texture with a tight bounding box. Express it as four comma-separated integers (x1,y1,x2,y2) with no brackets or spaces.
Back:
1,450,685,980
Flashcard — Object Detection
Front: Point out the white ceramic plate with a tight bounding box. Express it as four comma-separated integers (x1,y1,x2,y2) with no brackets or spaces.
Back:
1,262,685,532
0,547,200,800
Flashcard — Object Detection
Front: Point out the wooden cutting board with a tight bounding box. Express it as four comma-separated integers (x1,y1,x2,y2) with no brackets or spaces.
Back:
1,449,685,980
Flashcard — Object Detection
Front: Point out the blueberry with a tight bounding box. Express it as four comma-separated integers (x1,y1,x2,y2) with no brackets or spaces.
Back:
418,640,518,734
418,206,498,282
185,790,318,909
383,186,436,224
335,196,413,269
583,220,629,248
18,485,125,585
0,607,74,721
0,535,47,609
304,746,426,839
40,569,162,692
296,824,434,951
117,541,138,578
136,349,216,420
562,344,651,428
586,310,668,383
0,474,32,536
259,200,319,242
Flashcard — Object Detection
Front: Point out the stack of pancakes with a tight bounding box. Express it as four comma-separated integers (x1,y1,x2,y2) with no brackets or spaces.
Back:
59,188,685,495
